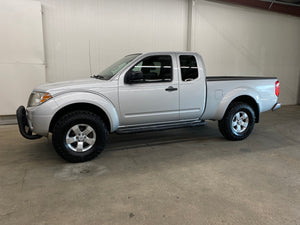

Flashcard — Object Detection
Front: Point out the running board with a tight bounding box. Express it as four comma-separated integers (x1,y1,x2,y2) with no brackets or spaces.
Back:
116,120,206,134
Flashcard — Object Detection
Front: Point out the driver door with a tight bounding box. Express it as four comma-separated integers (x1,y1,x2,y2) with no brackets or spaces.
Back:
118,54,179,126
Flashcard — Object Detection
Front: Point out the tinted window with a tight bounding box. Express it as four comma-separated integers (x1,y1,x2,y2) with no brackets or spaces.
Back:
127,55,172,83
179,55,198,81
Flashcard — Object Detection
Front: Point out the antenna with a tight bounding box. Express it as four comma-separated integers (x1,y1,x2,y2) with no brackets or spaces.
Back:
88,40,92,76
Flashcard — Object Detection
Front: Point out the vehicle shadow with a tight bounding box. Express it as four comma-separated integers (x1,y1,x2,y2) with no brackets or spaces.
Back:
105,122,221,152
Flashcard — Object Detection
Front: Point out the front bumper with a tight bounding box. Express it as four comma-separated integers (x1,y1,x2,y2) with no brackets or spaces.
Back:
272,102,281,111
16,106,42,140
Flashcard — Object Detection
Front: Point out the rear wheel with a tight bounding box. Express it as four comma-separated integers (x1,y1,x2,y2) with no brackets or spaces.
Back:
218,102,255,141
52,111,107,162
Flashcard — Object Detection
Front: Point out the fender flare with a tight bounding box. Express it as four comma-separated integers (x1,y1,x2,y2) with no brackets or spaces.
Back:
215,87,261,120
50,91,120,132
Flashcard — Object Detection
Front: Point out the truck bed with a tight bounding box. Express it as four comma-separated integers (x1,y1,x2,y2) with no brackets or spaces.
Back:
202,76,278,121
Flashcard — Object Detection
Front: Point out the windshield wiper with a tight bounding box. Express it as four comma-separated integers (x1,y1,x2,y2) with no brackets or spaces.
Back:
90,75,106,80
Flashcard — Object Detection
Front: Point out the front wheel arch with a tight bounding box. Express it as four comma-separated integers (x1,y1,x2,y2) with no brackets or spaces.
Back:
49,103,112,133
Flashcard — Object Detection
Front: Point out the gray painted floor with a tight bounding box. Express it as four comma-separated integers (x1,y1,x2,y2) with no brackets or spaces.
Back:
0,106,299,225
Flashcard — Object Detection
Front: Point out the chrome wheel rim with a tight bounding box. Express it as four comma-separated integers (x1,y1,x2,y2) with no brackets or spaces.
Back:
66,124,96,152
232,111,249,134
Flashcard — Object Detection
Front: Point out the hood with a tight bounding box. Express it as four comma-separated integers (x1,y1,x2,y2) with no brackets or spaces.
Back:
34,78,108,95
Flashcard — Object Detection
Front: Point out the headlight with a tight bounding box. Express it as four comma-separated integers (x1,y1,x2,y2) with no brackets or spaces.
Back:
27,92,52,107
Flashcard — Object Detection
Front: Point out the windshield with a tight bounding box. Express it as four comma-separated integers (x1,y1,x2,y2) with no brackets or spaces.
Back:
95,54,140,80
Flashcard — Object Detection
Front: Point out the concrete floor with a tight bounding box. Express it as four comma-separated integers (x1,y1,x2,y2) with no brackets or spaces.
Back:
0,106,299,225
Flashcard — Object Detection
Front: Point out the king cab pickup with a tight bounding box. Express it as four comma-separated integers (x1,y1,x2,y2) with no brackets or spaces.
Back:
17,52,281,162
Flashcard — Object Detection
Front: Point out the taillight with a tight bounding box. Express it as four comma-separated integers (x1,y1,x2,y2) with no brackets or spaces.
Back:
275,81,280,97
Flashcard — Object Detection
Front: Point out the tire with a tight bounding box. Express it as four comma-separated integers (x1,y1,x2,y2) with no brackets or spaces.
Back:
218,102,255,141
52,110,107,163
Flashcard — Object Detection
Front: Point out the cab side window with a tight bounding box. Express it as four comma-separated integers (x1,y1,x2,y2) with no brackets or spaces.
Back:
179,55,198,81
126,55,172,83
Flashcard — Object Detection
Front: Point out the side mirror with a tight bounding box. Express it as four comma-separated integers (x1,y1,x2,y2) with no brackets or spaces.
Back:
125,71,143,84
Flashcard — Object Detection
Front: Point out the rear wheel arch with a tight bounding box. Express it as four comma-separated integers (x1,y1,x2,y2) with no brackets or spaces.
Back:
224,95,260,123
49,103,112,133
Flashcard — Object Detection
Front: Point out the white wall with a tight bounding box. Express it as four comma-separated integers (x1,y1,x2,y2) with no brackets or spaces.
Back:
1,0,299,116
0,0,46,115
41,0,188,82
192,0,300,105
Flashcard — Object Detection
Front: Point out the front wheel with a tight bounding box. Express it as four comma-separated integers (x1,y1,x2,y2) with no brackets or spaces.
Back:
218,102,255,141
52,111,107,163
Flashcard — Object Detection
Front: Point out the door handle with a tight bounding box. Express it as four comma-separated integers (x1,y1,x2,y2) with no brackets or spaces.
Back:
165,86,178,92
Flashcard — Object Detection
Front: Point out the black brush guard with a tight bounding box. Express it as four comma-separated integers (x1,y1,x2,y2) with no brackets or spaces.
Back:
16,106,42,140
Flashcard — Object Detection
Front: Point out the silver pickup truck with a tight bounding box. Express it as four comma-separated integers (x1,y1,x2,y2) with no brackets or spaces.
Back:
17,52,281,162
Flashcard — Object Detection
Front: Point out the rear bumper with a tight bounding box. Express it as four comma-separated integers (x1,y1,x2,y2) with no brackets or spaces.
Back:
272,103,281,111
16,106,42,140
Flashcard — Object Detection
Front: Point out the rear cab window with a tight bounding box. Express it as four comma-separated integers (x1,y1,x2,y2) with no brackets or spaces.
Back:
179,55,199,82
